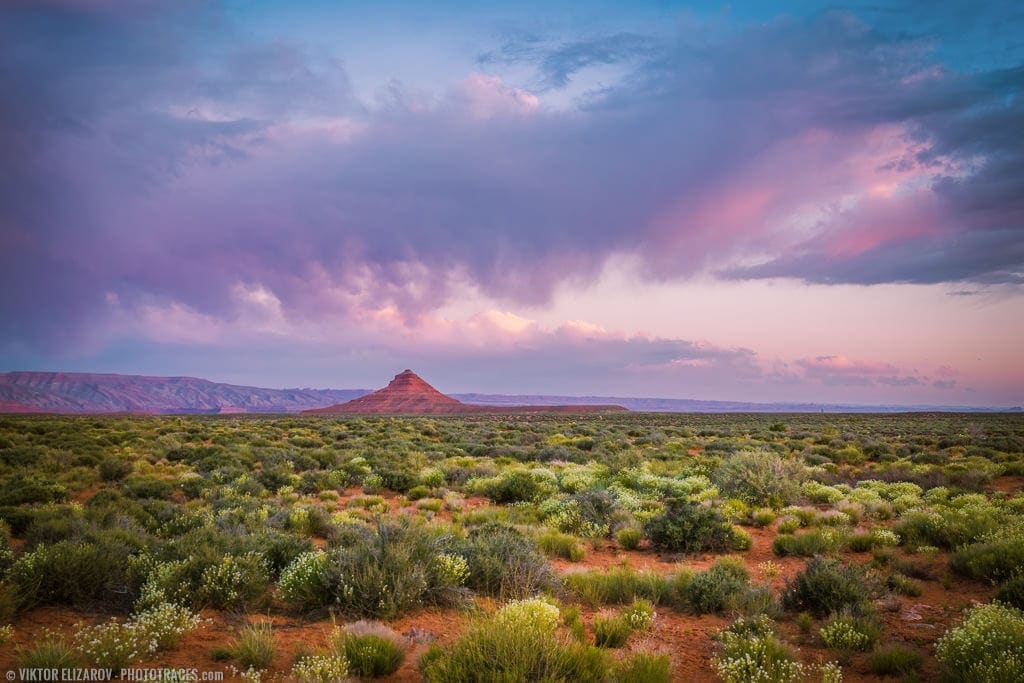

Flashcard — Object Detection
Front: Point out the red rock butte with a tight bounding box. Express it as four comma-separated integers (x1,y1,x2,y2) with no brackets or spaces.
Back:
304,370,628,415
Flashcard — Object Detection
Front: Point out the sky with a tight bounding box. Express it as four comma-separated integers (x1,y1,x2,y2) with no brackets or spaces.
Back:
1,0,1022,406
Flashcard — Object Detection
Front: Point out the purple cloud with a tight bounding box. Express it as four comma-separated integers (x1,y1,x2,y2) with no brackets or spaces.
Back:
0,3,1021,359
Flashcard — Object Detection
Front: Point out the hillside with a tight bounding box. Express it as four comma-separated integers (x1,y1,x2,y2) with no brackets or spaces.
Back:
0,372,366,414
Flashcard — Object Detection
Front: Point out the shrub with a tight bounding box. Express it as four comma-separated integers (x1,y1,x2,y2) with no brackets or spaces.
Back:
819,614,879,653
478,470,546,503
130,602,199,651
951,538,1024,583
729,526,753,551
10,539,134,610
199,553,269,609
869,644,922,676
592,615,631,648
291,654,350,683
537,529,585,562
432,553,469,588
713,616,804,683
332,622,407,678
621,599,656,630
887,572,923,597
996,575,1024,610
98,457,134,482
935,602,1024,682
420,600,609,682
712,450,804,507
231,623,276,670
457,523,557,599
278,551,333,611
74,619,142,670
781,558,873,617
563,566,671,606
772,529,844,557
615,527,642,550
328,519,441,618
0,474,67,506
687,558,750,614
17,631,79,669
615,652,671,682
644,499,732,553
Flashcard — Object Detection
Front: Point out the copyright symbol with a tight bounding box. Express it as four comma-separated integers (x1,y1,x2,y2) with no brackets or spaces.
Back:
7,670,16,681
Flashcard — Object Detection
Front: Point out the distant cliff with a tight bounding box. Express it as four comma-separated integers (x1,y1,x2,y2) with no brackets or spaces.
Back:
0,372,366,413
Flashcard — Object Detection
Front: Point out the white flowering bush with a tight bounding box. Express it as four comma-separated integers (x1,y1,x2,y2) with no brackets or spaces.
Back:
74,619,143,670
494,598,560,634
871,529,901,547
621,599,655,630
130,602,199,652
713,622,804,683
819,617,872,652
291,654,349,682
936,602,1024,681
199,553,268,609
278,550,332,610
432,553,469,587
819,661,843,682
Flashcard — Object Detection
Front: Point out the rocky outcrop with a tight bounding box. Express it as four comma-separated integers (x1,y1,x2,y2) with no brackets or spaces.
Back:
304,370,628,414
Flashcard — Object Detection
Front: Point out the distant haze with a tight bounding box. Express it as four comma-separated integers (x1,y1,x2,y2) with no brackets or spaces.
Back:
1,2,1022,406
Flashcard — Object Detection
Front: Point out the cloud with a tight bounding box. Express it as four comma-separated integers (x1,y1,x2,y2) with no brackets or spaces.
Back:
794,355,926,387
0,4,1022,356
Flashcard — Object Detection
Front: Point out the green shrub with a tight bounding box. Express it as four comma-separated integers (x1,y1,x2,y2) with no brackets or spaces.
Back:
98,457,134,482
17,631,79,668
772,529,844,557
592,615,631,648
406,485,430,501
996,575,1024,610
819,613,879,653
614,652,671,682
478,470,547,503
728,526,753,551
869,644,922,676
457,523,556,600
420,600,609,682
278,551,333,612
644,499,732,553
332,621,407,678
887,572,923,597
329,519,443,618
936,602,1024,682
122,475,174,500
0,474,67,506
951,538,1024,583
231,623,276,670
10,539,135,610
615,527,642,550
563,566,671,606
199,553,269,609
781,558,873,617
687,558,749,614
537,529,585,562
621,599,656,630
712,450,804,507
